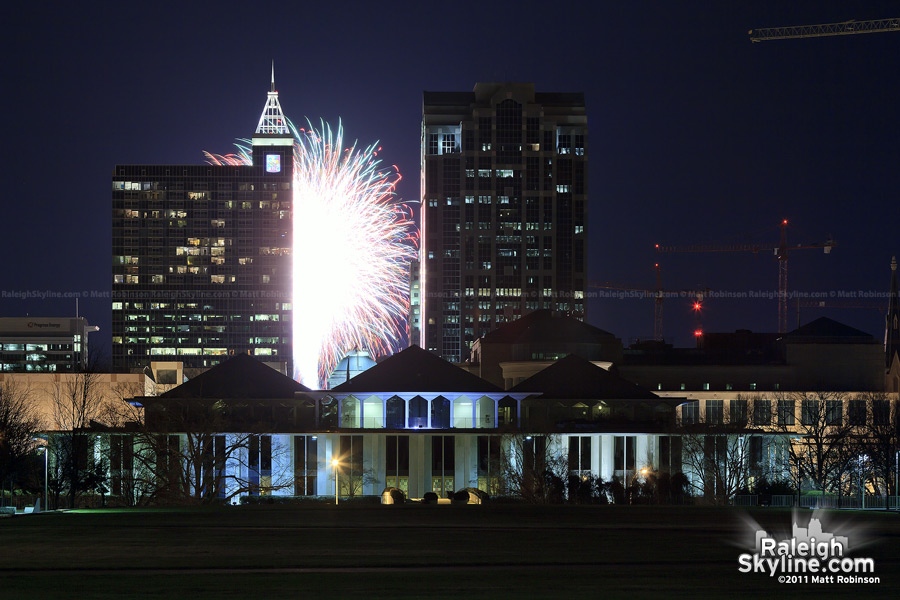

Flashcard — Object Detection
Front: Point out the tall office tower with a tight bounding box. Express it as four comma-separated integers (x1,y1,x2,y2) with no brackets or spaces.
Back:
112,71,294,373
419,83,587,362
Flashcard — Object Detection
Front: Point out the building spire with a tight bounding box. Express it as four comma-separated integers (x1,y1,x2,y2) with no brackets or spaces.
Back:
885,256,899,368
256,63,289,135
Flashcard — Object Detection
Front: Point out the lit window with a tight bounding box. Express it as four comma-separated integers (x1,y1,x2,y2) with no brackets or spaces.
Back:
441,134,456,154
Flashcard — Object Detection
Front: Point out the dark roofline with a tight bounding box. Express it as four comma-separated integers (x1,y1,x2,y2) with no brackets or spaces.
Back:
333,345,502,393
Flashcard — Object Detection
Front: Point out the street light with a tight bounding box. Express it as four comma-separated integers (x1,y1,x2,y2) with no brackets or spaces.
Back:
332,458,340,505
629,468,649,505
33,439,47,512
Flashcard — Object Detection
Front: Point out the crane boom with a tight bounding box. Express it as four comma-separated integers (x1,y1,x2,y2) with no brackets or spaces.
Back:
655,221,835,333
590,264,707,341
749,18,900,42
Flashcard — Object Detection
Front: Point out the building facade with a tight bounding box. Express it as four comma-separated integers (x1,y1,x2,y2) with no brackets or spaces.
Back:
418,83,588,362
0,317,97,373
111,76,294,374
53,344,899,506
75,349,682,504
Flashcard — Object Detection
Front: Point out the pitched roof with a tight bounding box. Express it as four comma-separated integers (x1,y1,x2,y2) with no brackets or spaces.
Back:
332,345,502,393
480,310,617,345
784,317,874,341
160,354,310,399
510,354,659,400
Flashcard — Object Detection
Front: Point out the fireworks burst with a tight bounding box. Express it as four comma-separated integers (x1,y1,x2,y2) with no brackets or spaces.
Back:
205,119,416,388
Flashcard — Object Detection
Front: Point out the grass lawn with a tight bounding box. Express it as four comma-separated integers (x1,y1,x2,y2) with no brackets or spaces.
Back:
1,504,898,598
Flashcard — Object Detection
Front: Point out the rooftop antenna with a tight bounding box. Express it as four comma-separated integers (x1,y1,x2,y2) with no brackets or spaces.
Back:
256,61,289,135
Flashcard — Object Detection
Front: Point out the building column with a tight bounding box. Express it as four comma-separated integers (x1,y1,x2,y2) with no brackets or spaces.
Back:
314,398,320,428
359,396,364,429
382,396,386,429
516,398,522,427
449,398,455,428
472,397,477,429
404,398,410,429
426,398,432,428
493,398,499,428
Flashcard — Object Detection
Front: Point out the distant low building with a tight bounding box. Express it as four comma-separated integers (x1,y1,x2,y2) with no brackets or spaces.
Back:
0,317,97,373
619,317,885,394
468,309,623,388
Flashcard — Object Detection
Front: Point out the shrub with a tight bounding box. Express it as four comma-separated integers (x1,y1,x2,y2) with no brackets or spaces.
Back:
608,476,626,505
670,473,691,504
754,478,795,496
452,490,470,504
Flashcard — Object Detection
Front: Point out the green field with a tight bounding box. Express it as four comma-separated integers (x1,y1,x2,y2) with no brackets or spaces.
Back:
1,505,898,599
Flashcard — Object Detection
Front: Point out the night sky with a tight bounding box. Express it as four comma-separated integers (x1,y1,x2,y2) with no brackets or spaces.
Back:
2,1,898,359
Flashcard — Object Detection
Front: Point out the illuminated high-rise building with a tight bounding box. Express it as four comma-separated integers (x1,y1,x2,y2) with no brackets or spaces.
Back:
418,83,588,362
111,70,294,373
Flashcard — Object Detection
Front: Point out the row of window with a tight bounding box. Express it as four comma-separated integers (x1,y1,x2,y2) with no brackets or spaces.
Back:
1,363,73,372
0,343,75,351
113,181,291,192
114,304,288,313
681,398,892,427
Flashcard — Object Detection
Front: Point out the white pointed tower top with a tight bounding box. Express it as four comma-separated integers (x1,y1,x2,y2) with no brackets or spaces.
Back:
256,62,290,135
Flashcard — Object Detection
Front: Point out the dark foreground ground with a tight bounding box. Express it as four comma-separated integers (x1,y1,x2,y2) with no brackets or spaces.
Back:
1,504,898,599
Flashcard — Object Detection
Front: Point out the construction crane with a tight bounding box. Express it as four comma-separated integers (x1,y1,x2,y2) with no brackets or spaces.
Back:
656,220,835,334
590,264,708,342
749,18,900,42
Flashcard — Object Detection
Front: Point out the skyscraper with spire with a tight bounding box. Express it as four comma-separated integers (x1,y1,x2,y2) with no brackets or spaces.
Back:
111,71,295,373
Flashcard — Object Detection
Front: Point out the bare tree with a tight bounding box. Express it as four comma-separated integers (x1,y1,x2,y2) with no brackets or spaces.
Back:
853,392,899,498
125,398,294,505
768,391,855,497
336,464,378,498
677,394,766,505
0,381,41,505
499,434,568,503
50,370,112,508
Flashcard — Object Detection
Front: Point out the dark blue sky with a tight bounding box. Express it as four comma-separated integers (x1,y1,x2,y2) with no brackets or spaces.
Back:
1,1,898,357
